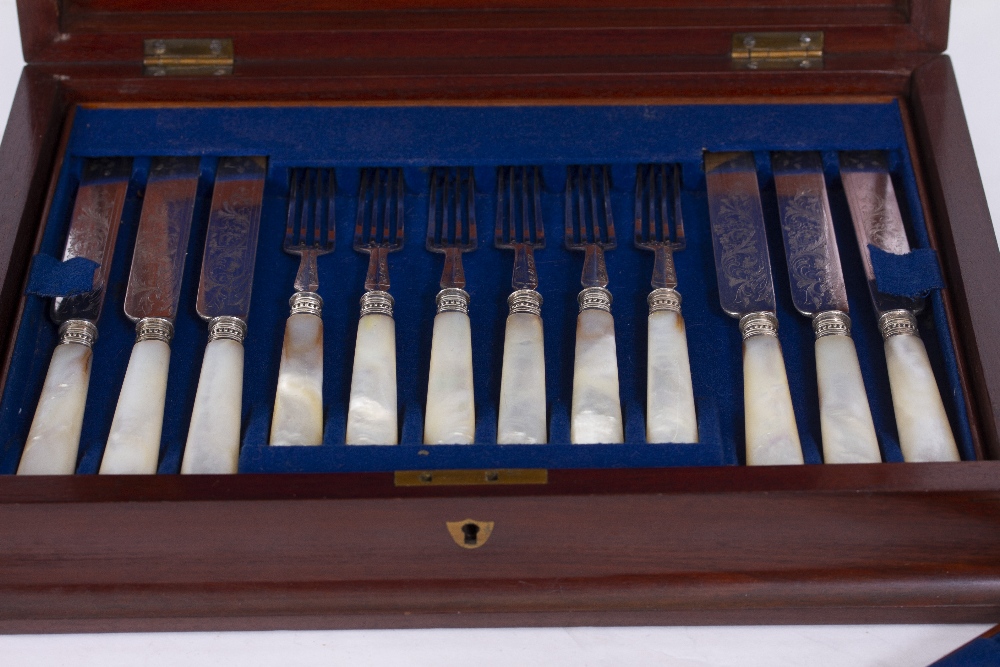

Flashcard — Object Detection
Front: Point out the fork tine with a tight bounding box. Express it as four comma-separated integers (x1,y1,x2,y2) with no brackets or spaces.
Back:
393,168,404,248
602,166,615,245
286,168,300,249
532,167,544,247
645,164,666,245
588,166,600,245
521,167,531,243
466,168,477,247
658,163,669,245
442,169,451,245
299,168,312,247
368,169,384,247
427,169,437,249
326,169,336,250
355,168,370,246
564,166,575,247
494,167,505,246
634,165,644,247
507,167,516,245
673,165,685,250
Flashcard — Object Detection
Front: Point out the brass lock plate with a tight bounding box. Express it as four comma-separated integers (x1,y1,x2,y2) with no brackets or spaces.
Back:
446,519,494,549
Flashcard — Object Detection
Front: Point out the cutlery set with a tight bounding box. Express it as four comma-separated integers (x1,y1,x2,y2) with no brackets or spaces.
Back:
16,151,960,474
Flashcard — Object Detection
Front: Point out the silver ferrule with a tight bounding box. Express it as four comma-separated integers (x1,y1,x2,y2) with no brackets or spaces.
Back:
508,289,542,317
879,309,919,340
135,317,174,344
207,316,247,344
436,287,470,315
360,290,394,318
578,286,612,314
739,311,779,340
58,319,98,348
289,291,323,317
812,311,851,339
648,288,682,315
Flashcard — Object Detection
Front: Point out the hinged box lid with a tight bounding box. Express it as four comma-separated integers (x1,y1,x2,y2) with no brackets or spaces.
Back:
17,0,950,67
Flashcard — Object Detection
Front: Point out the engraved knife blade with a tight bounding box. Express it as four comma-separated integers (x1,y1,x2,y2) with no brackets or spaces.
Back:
705,152,776,318
123,156,200,322
51,157,133,324
196,156,267,321
838,151,921,316
772,151,849,317
704,151,803,466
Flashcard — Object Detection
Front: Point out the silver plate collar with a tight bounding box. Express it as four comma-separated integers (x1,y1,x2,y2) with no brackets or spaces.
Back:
648,288,682,315
578,286,612,313
739,311,779,340
360,290,394,318
436,288,470,314
207,316,247,343
58,319,98,347
508,289,542,316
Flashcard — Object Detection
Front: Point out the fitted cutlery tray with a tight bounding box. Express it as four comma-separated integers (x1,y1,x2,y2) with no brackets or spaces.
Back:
0,101,975,474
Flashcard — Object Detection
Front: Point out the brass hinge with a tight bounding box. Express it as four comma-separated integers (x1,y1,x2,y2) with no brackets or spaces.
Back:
731,32,823,70
143,39,234,77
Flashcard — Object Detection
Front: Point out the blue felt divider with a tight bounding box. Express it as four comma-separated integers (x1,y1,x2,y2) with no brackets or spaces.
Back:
25,255,99,297
869,245,945,297
0,102,976,474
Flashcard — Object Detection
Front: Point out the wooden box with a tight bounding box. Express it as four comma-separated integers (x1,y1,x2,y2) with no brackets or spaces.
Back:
0,0,998,633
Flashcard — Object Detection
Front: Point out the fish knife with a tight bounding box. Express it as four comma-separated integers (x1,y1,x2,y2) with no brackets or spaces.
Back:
180,156,267,474
100,156,200,474
772,151,880,463
839,151,959,462
18,157,133,475
705,151,803,466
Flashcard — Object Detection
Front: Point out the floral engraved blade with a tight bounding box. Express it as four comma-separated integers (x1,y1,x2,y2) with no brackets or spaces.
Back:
839,151,922,315
772,152,849,316
705,152,776,318
124,156,201,322
52,157,133,324
196,156,267,320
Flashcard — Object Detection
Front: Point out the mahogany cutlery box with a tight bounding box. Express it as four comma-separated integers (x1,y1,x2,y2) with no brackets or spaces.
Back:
0,0,998,633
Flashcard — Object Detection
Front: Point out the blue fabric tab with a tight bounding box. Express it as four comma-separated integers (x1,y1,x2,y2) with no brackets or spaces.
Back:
25,254,99,297
869,245,944,298
929,636,1000,666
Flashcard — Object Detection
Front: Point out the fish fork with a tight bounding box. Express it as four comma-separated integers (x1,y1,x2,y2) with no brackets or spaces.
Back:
495,166,547,444
346,168,405,445
565,165,623,444
424,167,478,444
269,168,335,446
635,164,698,443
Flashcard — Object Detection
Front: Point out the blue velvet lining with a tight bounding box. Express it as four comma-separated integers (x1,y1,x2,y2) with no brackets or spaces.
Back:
25,255,99,297
929,636,1000,667
0,102,976,474
869,245,945,297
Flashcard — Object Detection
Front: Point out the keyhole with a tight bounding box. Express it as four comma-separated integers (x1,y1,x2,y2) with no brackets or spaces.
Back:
462,523,480,545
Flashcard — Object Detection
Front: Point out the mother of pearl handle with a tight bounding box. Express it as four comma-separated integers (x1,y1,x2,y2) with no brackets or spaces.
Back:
270,310,324,446
497,300,547,444
812,313,880,463
741,312,803,466
881,311,959,462
18,321,97,475
101,337,171,474
181,317,246,474
571,290,623,444
424,305,476,444
646,290,697,444
346,308,398,445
